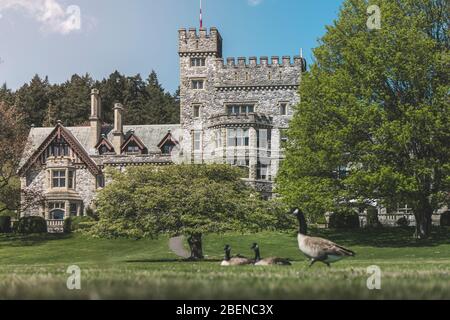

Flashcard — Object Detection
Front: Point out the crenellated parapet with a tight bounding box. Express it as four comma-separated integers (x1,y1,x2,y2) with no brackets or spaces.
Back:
213,55,306,90
217,55,305,68
178,27,223,57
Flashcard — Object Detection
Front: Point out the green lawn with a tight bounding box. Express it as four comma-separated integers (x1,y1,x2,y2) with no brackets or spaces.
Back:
0,228,449,300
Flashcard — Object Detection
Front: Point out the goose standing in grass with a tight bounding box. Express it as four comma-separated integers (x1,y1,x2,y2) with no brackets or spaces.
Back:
220,245,253,266
292,208,355,267
251,243,291,266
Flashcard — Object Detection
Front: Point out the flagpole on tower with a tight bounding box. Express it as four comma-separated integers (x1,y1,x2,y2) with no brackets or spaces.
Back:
200,0,203,29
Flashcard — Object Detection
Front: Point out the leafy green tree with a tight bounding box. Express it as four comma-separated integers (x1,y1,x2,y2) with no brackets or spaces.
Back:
0,102,43,216
93,164,289,259
277,0,449,239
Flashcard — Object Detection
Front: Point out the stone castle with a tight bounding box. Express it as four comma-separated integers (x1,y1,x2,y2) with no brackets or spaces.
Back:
18,27,305,232
178,27,305,196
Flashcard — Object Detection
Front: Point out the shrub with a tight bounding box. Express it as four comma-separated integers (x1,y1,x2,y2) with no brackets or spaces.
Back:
440,211,450,227
328,210,360,229
85,207,99,221
64,216,96,233
63,218,72,233
396,216,410,227
0,216,11,233
14,216,47,234
314,214,328,225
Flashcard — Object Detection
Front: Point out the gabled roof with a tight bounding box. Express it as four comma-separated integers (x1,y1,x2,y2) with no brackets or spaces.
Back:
95,136,115,152
19,124,183,173
121,132,147,153
106,125,181,154
18,123,101,176
157,131,179,149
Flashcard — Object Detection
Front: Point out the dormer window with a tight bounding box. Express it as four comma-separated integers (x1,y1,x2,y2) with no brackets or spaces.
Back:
158,131,179,156
127,142,140,154
121,133,147,155
99,145,108,155
96,136,115,155
161,142,176,155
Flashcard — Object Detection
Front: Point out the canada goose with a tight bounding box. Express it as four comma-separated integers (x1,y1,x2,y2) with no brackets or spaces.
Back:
220,245,253,266
251,243,291,266
292,208,355,267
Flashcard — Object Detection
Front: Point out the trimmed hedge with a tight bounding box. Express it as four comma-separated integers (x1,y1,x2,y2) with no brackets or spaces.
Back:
14,216,47,234
0,216,12,233
328,210,360,229
440,211,450,227
64,216,96,233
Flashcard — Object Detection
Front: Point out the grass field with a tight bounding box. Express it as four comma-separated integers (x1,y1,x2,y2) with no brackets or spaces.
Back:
0,227,449,300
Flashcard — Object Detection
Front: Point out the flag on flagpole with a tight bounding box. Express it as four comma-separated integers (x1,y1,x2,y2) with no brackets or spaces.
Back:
200,0,203,29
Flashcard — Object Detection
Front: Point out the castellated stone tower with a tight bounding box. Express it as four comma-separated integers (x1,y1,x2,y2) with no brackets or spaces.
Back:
178,27,305,198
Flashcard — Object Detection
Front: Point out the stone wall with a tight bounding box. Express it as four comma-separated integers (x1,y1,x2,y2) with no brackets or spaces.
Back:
21,158,97,218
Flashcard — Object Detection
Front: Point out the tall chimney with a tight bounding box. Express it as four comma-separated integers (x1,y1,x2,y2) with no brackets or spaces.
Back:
89,89,102,150
112,103,124,154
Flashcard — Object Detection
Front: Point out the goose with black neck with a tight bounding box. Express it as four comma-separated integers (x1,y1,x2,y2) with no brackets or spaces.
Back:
292,208,356,267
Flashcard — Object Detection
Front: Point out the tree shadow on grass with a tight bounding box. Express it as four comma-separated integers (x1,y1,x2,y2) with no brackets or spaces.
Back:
0,233,72,247
314,227,450,248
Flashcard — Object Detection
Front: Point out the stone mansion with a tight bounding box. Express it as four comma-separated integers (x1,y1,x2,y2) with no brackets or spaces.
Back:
18,27,306,231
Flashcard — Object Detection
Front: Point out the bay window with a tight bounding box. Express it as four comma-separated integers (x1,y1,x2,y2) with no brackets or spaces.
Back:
51,169,75,189
52,170,66,188
227,128,249,147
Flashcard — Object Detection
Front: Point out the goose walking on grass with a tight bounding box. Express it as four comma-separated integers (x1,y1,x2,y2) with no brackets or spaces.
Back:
220,245,253,266
292,208,355,267
251,243,291,266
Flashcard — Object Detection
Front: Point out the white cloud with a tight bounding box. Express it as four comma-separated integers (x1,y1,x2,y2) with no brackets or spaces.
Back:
0,0,82,34
248,0,263,6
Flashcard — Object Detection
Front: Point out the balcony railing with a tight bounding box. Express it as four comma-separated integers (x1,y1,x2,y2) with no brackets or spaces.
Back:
47,219,64,233
207,113,273,129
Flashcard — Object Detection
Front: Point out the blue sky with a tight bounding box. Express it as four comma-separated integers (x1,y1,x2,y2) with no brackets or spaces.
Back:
0,0,344,93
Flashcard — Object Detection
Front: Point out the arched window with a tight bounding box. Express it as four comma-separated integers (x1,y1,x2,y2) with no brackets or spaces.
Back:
51,209,65,220
49,202,65,220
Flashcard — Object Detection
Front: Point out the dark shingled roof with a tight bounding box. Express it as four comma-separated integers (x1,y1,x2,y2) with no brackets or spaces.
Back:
19,124,182,171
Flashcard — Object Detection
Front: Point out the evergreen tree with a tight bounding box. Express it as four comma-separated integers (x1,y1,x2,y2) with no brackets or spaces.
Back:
14,75,50,127
98,71,127,123
0,83,14,106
